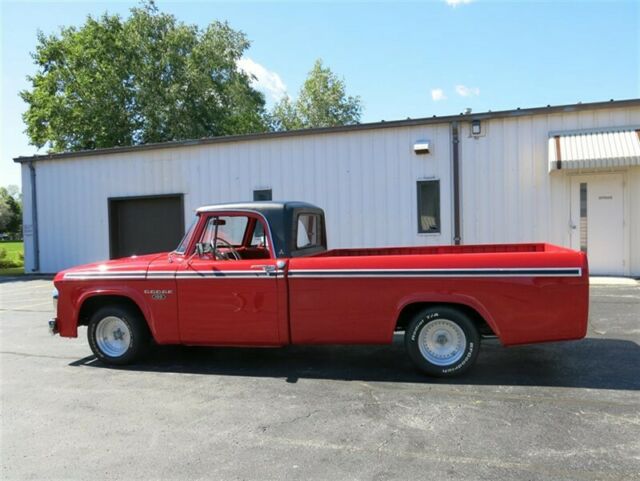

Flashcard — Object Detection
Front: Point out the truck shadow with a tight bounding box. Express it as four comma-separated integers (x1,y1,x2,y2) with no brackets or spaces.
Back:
70,336,640,391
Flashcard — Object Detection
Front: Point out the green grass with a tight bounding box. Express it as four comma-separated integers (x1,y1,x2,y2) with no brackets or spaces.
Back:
0,241,24,275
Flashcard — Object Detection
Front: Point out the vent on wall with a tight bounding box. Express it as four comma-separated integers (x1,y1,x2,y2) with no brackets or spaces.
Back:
413,140,431,154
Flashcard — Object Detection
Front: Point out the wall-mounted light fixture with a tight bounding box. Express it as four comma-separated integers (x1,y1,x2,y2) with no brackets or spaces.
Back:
471,120,482,136
413,140,431,154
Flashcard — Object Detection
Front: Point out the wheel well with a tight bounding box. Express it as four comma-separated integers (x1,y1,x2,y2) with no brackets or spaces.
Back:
395,302,495,336
78,295,146,327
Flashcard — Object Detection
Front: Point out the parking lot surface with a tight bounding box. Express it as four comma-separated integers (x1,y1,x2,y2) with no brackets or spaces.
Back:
1,278,639,480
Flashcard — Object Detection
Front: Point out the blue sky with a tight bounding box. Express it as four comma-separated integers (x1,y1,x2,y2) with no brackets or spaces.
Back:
1,0,638,186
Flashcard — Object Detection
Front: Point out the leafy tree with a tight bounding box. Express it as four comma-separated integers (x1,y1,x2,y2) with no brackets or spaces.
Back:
21,1,268,152
0,187,22,235
271,59,362,131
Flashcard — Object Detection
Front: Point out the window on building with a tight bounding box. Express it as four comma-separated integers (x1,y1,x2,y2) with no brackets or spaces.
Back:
417,180,440,234
579,182,588,254
253,189,272,201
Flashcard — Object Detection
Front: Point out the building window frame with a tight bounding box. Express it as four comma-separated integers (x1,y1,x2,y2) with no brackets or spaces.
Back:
416,180,441,234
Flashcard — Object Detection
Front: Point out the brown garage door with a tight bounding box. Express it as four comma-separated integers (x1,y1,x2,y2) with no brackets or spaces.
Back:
109,195,184,259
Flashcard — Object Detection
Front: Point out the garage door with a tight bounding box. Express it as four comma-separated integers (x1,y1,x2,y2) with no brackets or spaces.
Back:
109,195,184,259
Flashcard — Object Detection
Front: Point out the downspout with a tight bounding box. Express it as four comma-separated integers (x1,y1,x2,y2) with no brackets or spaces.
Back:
451,121,462,245
28,161,40,272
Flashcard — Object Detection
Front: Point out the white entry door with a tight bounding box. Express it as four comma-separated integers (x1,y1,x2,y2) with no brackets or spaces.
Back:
570,174,625,275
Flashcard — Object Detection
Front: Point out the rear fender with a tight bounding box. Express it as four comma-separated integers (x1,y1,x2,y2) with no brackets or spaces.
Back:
393,293,501,339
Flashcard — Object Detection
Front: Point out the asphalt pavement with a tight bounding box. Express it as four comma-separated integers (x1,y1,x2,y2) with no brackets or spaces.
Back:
1,277,639,480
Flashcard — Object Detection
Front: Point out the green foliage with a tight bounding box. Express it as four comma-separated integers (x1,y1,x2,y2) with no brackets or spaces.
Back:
0,187,22,235
0,243,24,269
271,59,362,131
21,1,268,152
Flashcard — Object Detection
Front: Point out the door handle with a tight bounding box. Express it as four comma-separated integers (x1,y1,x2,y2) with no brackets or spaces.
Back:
251,264,277,274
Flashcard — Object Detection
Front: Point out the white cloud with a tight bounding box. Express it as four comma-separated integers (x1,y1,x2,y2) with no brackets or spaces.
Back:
445,0,473,6
431,88,447,101
237,57,287,102
455,85,480,97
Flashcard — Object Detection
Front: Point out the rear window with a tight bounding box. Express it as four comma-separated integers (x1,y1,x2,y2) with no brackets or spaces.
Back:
296,214,322,249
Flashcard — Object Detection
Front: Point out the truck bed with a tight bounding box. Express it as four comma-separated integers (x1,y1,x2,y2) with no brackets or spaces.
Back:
289,242,589,347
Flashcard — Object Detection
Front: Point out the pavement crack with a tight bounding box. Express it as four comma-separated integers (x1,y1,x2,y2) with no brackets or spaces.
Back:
259,409,322,432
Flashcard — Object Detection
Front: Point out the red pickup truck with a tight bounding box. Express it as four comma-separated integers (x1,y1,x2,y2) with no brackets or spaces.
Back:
51,201,589,377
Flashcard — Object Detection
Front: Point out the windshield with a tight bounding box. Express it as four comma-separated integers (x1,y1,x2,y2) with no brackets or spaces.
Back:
174,217,197,254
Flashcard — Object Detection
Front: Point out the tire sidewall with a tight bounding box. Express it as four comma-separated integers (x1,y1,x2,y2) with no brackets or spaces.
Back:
405,307,480,377
87,306,145,365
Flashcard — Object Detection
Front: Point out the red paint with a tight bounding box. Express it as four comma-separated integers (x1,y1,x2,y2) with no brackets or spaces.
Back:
53,207,589,350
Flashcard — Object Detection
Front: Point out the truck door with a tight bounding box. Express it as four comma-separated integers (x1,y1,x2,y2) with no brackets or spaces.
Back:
176,213,285,345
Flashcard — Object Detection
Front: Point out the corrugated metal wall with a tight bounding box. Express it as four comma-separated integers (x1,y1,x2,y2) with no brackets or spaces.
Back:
459,107,640,254
22,124,452,273
20,104,640,275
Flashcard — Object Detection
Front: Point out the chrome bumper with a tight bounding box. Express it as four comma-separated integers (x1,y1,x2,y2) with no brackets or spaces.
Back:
48,318,59,335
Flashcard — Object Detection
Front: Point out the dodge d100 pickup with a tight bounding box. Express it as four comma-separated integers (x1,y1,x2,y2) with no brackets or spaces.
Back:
51,201,589,377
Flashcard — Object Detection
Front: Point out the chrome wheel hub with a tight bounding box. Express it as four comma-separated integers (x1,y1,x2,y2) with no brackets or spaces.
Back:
418,318,467,366
95,316,131,358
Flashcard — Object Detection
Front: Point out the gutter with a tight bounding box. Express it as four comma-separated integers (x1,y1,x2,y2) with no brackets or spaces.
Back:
28,161,40,272
451,121,462,245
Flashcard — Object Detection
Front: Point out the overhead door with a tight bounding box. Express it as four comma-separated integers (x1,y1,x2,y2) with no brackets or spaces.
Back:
109,195,184,259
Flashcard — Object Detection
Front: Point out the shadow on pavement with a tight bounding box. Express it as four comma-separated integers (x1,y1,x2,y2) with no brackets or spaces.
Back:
70,336,640,391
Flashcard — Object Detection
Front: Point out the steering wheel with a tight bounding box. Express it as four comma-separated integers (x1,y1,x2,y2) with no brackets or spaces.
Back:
211,237,241,261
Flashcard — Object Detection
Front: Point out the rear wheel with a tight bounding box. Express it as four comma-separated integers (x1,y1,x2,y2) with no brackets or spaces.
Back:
405,306,480,377
87,305,150,365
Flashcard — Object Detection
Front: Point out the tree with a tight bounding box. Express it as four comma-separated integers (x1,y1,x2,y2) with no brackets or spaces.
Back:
271,59,362,131
21,1,268,152
0,187,22,235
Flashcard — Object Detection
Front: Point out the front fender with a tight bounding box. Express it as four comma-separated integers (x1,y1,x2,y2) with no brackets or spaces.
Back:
59,284,155,339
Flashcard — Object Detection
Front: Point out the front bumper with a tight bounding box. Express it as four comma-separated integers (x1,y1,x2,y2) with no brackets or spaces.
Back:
48,318,59,335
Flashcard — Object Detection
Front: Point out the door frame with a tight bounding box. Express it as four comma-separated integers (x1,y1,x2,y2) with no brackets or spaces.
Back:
568,171,629,276
107,193,185,259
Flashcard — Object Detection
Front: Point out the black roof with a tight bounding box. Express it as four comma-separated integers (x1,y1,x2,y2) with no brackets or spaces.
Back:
195,201,326,258
13,98,640,163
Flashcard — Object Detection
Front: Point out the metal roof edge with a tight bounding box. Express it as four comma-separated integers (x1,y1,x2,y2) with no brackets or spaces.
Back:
548,125,640,137
14,98,640,163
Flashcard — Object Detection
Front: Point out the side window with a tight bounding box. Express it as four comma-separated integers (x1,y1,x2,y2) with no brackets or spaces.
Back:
201,216,249,246
296,214,321,249
250,220,269,248
417,180,440,233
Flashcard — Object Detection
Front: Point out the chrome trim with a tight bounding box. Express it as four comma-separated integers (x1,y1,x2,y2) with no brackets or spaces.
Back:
287,267,582,278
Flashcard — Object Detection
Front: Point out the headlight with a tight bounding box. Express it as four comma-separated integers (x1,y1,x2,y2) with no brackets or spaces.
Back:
52,288,59,311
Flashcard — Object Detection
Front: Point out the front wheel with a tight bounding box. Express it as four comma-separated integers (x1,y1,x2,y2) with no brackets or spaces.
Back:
87,305,150,365
405,306,480,377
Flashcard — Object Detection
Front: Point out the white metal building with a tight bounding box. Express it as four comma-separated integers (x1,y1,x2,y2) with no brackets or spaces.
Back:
15,99,640,276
